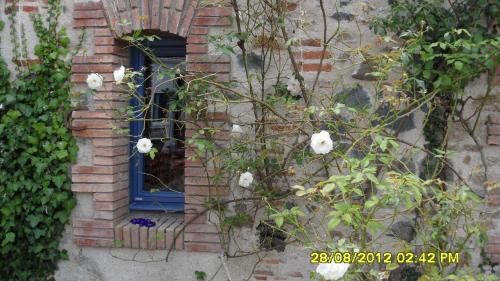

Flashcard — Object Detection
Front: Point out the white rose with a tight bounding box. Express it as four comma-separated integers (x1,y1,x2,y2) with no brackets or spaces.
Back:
136,138,153,153
86,73,104,90
310,130,333,155
231,124,243,134
316,261,350,280
238,172,253,187
287,76,300,94
113,65,126,84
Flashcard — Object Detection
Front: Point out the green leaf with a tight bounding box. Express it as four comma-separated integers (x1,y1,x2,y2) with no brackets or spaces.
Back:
327,217,341,230
275,216,284,228
367,220,384,233
2,232,15,246
454,61,463,71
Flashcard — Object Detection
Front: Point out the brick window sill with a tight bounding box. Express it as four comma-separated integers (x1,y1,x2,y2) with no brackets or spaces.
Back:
114,213,184,250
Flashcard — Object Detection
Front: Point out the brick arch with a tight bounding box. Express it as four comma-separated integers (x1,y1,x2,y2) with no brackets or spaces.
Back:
101,0,197,38
71,0,232,252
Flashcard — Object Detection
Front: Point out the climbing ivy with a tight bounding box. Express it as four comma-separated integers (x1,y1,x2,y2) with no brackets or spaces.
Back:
0,1,78,280
372,0,499,179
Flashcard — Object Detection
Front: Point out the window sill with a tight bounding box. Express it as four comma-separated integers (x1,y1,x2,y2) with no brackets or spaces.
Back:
114,213,184,250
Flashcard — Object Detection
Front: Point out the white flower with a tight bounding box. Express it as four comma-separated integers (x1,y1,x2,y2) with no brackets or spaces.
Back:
238,172,253,187
113,66,125,84
136,138,153,153
0,104,3,110
287,76,300,94
86,73,104,90
316,261,350,280
310,130,333,155
231,124,243,134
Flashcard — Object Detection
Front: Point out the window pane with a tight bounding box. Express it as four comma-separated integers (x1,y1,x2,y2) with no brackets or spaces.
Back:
143,58,185,193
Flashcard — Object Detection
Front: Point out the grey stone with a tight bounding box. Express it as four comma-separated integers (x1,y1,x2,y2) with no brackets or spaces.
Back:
388,220,415,242
336,84,371,109
373,104,416,133
330,12,355,21
352,61,378,81
339,0,351,6
236,52,262,70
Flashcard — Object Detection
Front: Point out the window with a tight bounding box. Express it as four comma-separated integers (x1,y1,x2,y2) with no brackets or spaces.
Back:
129,35,186,211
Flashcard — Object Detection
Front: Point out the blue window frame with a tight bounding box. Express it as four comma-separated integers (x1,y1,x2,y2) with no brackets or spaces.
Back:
129,35,186,211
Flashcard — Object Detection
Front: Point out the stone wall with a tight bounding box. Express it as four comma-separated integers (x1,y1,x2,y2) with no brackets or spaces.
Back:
0,0,499,280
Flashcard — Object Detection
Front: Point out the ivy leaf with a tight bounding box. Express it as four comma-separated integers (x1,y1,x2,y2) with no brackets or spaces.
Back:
327,217,341,230
454,61,463,71
2,232,15,246
275,216,284,228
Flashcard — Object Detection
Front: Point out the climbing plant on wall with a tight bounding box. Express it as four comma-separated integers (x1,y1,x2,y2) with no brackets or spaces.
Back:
0,1,78,280
371,0,499,179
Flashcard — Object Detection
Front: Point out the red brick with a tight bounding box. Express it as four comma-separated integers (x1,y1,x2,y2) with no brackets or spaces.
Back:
254,276,267,281
123,223,132,247
190,27,208,35
74,228,114,238
302,63,332,72
254,270,274,276
94,46,127,55
74,2,104,10
157,217,178,249
197,7,232,17
73,129,120,138
488,194,500,205
72,120,116,129
22,6,38,13
94,206,128,220
95,37,116,46
94,189,129,202
95,198,129,211
261,258,284,264
488,126,500,135
72,64,117,73
184,242,221,252
73,10,105,19
93,155,129,165
486,243,500,254
206,112,229,121
187,44,208,54
150,0,162,29
184,233,220,243
74,18,108,28
488,136,500,145
187,54,230,63
94,146,128,157
140,226,149,249
73,55,123,64
185,223,219,233
72,165,115,174
300,39,321,47
73,219,115,229
72,174,118,183
187,35,208,44
489,115,500,124
192,17,231,26
295,50,332,60
93,138,129,147
72,111,114,119
184,213,207,224
72,182,127,193
74,238,114,247
287,2,297,11
95,28,113,37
